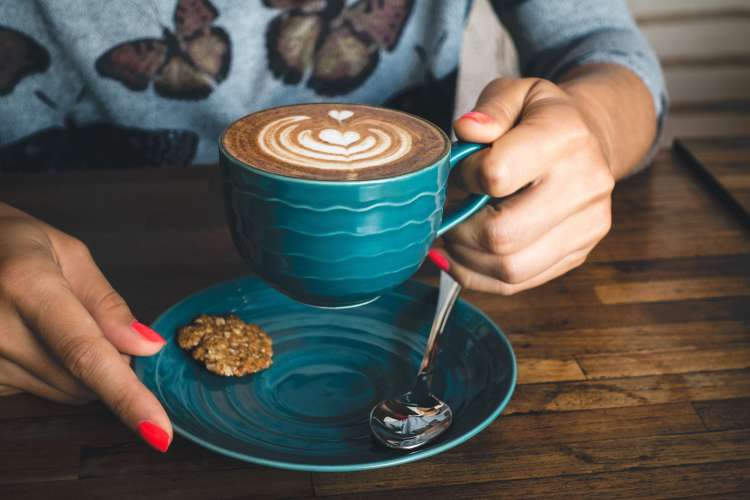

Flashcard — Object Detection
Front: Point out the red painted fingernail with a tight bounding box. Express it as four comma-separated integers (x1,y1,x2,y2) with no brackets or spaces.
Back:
427,249,451,272
460,111,492,125
131,320,166,344
137,420,170,453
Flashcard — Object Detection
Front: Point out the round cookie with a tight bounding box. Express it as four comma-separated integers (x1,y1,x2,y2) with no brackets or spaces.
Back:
177,314,273,377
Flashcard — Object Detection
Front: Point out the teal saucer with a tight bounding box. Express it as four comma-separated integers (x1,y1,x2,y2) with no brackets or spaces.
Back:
133,277,516,472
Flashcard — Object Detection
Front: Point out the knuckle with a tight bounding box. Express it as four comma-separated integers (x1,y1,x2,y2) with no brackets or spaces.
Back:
526,77,556,96
484,210,515,254
0,257,59,304
597,204,613,240
95,289,128,315
588,161,615,197
479,77,516,100
600,168,616,195
58,336,102,382
496,254,522,284
482,101,516,128
0,256,30,297
60,236,92,261
479,159,510,197
567,250,589,273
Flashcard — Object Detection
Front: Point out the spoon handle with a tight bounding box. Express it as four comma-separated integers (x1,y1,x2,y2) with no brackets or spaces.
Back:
415,271,462,388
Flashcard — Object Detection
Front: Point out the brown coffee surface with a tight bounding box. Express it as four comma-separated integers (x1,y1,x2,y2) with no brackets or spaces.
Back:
222,104,448,181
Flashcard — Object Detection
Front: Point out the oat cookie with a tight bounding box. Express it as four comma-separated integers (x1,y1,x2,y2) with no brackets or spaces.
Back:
177,314,273,376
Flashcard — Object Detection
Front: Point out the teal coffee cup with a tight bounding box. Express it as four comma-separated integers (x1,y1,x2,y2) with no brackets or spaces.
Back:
220,104,490,308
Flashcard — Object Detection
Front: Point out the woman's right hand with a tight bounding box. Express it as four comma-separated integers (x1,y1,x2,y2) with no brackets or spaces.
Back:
0,203,173,452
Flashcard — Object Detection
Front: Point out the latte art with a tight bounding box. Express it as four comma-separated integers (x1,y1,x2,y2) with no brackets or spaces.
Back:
258,110,412,170
222,104,448,181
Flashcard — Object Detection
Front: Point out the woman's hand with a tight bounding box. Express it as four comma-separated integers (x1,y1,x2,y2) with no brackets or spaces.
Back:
0,203,172,452
440,65,656,294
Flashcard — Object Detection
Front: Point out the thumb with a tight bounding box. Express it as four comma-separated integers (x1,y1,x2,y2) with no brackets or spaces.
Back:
54,237,166,356
453,77,539,144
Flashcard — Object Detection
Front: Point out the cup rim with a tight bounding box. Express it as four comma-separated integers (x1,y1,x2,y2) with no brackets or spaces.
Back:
219,103,452,186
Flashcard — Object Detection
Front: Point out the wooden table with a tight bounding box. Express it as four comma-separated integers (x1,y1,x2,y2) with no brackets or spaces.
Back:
1,139,749,499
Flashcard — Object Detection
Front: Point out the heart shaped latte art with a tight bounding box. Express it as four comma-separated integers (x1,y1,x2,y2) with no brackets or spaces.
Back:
319,129,360,146
257,109,412,170
328,110,353,122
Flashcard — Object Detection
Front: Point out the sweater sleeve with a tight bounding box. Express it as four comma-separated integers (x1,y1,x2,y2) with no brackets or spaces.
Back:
491,0,667,162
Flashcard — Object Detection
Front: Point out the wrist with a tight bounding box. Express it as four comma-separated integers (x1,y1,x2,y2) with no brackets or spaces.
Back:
559,75,618,177
558,63,657,180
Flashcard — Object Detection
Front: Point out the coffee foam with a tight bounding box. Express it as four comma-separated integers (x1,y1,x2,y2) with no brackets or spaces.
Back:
222,104,448,181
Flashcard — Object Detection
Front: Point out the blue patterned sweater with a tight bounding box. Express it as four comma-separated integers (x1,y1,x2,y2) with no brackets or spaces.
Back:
0,0,665,171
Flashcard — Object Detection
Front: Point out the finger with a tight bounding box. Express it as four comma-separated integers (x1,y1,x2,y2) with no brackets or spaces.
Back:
0,384,22,397
0,302,96,400
51,236,165,356
13,265,172,451
453,78,539,144
0,358,92,405
455,82,585,197
445,247,591,295
447,201,611,285
445,162,614,256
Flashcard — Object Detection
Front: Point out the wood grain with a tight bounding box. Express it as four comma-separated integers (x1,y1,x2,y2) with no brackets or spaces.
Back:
473,403,705,448
593,227,750,261
507,369,750,415
517,357,586,384
593,277,750,304
693,397,750,431
314,460,750,500
1,139,749,498
473,297,750,335
676,137,750,221
0,444,79,486
0,394,107,421
578,346,750,379
78,437,267,479
312,429,750,495
1,468,313,499
508,320,750,358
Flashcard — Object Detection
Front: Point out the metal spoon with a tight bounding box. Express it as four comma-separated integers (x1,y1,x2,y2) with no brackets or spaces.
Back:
370,270,462,449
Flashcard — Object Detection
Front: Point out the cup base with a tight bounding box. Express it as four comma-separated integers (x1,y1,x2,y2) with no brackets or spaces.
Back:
303,295,381,310
251,271,385,309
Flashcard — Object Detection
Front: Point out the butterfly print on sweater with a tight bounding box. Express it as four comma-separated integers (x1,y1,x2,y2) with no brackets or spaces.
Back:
0,26,50,96
95,0,231,100
264,0,414,96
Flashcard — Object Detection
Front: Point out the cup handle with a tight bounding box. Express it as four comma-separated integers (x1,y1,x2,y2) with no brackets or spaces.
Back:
436,141,491,237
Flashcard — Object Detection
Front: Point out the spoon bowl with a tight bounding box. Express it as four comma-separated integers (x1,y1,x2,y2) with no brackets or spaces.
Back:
370,390,453,449
370,270,462,450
